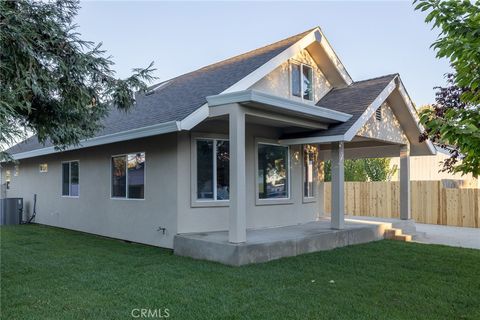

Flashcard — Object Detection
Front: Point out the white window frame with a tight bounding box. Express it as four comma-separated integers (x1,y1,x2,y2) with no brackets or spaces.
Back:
191,133,230,207
110,152,146,201
302,145,317,203
290,61,314,102
255,138,293,206
61,160,80,198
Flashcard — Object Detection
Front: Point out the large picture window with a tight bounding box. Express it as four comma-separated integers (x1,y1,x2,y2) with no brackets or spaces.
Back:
196,139,229,201
62,161,79,197
257,143,289,199
303,145,317,198
291,62,313,101
112,152,145,199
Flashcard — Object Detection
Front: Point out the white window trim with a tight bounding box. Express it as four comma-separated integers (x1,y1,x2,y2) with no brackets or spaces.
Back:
61,160,80,198
190,133,230,208
289,60,315,102
302,145,317,203
255,138,293,206
110,152,146,201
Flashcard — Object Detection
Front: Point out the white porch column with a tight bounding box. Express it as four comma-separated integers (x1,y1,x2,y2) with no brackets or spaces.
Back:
400,145,411,220
331,141,345,229
229,106,247,243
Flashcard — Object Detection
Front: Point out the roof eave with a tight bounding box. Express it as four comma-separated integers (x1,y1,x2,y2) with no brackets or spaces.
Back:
10,120,181,160
207,89,352,123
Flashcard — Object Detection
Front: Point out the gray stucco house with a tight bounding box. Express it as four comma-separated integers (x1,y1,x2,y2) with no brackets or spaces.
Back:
1,27,434,263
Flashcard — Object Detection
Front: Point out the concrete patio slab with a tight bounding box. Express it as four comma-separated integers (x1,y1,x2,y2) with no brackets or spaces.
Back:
174,218,391,266
414,223,480,250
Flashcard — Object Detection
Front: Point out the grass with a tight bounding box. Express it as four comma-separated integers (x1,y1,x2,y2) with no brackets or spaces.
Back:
1,225,479,320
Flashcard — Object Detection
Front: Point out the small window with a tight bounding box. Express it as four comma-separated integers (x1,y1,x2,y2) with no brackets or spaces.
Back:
39,164,48,173
62,161,79,197
257,143,289,199
291,63,313,101
291,63,301,97
303,145,317,198
302,65,313,100
111,153,145,199
375,106,382,121
196,139,229,201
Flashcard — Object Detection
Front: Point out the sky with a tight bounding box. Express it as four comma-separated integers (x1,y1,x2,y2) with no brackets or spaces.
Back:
75,1,451,107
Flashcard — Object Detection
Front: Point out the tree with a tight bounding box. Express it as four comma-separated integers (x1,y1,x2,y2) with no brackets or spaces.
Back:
414,0,480,176
0,0,155,161
323,158,396,182
419,75,480,176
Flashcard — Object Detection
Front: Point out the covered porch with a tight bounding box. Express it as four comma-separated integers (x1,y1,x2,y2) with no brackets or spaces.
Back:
174,76,433,265
174,217,395,266
206,90,414,244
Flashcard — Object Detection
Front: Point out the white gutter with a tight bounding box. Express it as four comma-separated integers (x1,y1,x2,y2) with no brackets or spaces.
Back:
11,120,180,160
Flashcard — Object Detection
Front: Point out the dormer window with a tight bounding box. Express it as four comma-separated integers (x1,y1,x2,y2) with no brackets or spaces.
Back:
291,62,313,101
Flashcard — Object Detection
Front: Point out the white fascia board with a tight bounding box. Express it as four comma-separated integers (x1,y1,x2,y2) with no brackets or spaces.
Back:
221,29,322,94
12,121,180,160
343,78,397,141
207,89,352,123
396,78,436,155
317,27,353,86
278,134,346,145
178,103,209,130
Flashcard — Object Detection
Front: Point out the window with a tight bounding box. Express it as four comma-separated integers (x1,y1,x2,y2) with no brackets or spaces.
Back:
39,163,48,173
62,161,79,197
376,106,382,121
111,152,145,199
257,143,289,199
303,145,318,198
291,62,313,101
196,139,229,201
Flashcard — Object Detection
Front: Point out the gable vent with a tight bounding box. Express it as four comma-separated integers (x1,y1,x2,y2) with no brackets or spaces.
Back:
375,106,382,121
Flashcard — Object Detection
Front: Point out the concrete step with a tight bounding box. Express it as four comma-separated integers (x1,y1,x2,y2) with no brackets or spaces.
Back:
393,234,412,242
384,228,402,239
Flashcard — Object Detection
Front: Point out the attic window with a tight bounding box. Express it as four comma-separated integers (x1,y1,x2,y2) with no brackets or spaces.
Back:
375,106,382,121
291,63,313,101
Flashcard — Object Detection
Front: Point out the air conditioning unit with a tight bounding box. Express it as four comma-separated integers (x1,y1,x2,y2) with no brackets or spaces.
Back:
0,198,23,225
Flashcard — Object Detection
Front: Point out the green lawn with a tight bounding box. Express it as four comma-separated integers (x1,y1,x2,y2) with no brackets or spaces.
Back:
1,225,479,320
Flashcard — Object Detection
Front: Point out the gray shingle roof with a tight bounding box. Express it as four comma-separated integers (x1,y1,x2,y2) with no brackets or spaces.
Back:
281,74,398,139
8,29,313,155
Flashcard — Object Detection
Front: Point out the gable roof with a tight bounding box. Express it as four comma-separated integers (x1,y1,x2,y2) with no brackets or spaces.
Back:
279,73,435,156
315,74,398,136
6,27,434,159
278,74,397,140
7,29,314,156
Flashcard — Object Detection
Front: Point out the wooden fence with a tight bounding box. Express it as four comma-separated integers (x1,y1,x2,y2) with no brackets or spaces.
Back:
324,181,480,228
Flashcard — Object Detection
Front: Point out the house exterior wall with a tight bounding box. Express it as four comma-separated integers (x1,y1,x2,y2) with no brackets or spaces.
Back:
250,49,332,103
356,102,408,144
176,120,321,235
1,134,178,248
